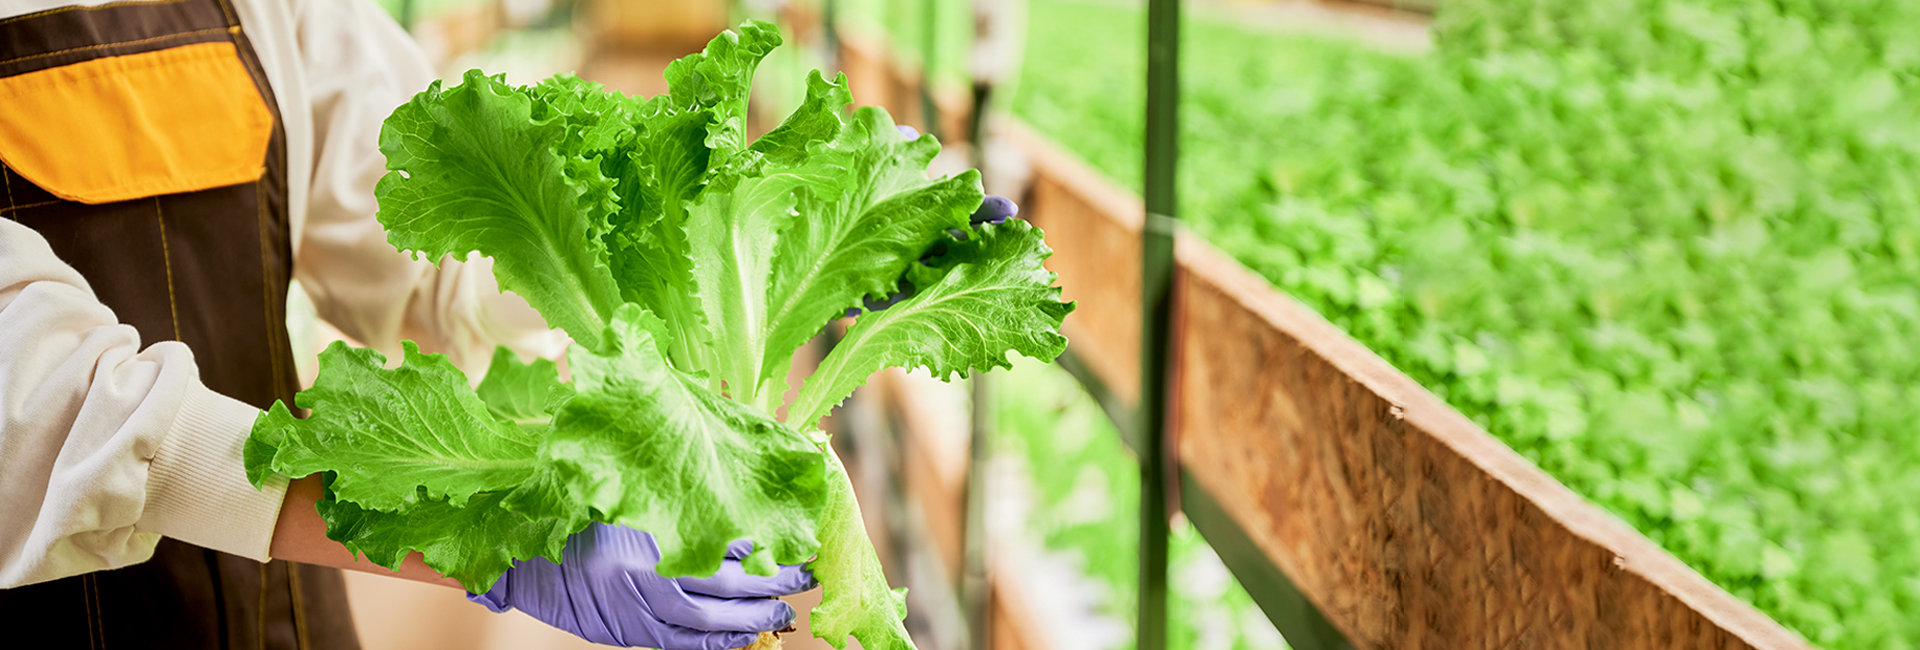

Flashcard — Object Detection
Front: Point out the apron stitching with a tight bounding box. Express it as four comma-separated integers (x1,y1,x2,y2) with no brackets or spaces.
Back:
0,0,189,28
287,563,311,650
223,0,292,402
213,0,238,29
2,164,15,209
155,198,183,341
84,572,104,650
255,177,288,400
0,200,59,214
0,27,228,67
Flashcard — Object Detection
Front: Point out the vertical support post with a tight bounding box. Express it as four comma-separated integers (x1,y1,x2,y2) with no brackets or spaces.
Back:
963,375,992,650
961,3,1007,648
1139,0,1180,649
823,0,839,70
920,0,943,137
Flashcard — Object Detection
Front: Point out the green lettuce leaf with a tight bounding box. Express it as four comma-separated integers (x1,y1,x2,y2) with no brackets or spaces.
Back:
683,166,806,401
749,70,857,165
809,450,912,650
756,99,983,411
674,40,846,405
376,70,624,350
600,23,783,376
790,219,1076,426
316,477,573,593
245,341,541,511
514,305,829,578
474,346,572,427
606,106,715,370
530,74,634,154
664,21,782,172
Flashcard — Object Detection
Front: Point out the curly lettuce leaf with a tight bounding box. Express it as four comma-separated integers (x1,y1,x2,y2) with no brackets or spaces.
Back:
674,45,843,405
664,21,782,172
749,70,857,165
376,70,624,350
605,106,716,370
757,97,983,410
474,346,572,427
530,74,634,154
317,478,573,594
245,341,541,511
512,305,829,578
809,450,911,650
790,219,1076,426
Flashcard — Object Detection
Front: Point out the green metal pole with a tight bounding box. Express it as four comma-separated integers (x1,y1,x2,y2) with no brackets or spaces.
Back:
919,0,942,138
1139,0,1179,649
961,6,994,650
963,374,991,650
824,0,839,69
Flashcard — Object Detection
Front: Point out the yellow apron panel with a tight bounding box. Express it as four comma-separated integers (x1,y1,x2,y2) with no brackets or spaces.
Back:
0,41,272,204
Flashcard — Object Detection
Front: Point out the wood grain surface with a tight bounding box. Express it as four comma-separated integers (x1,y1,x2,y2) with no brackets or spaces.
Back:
1011,126,1815,649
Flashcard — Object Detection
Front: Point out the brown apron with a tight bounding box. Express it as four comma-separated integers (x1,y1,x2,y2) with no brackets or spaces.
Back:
0,1,359,647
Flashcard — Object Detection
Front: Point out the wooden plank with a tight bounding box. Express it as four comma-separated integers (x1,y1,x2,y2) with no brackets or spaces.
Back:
581,0,727,54
1011,126,1814,649
1013,123,1145,406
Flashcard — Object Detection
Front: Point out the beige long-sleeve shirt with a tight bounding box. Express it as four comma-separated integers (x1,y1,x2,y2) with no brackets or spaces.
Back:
0,0,567,588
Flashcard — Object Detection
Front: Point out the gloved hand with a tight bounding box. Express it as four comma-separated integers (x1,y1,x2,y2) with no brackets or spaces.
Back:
468,523,815,650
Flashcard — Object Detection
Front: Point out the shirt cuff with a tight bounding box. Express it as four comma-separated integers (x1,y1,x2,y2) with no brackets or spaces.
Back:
136,382,288,561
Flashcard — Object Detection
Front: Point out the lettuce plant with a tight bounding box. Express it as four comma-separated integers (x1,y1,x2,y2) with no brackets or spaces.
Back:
244,21,1072,649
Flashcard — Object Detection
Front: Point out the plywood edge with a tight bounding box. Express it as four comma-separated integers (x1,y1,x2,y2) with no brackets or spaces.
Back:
1172,231,1815,650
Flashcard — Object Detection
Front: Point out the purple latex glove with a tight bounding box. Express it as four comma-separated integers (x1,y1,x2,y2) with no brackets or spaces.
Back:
469,523,815,650
971,195,1018,225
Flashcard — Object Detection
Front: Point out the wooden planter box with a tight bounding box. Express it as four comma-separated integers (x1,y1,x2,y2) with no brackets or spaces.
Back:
1015,124,1814,648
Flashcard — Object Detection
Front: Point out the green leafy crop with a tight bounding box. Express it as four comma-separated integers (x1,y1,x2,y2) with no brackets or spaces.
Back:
246,22,1071,650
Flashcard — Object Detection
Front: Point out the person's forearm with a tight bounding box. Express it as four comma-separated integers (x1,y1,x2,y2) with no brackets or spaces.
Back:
270,475,462,589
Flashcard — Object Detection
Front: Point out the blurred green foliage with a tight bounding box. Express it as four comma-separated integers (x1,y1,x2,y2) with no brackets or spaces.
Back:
994,360,1287,650
1013,0,1920,646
